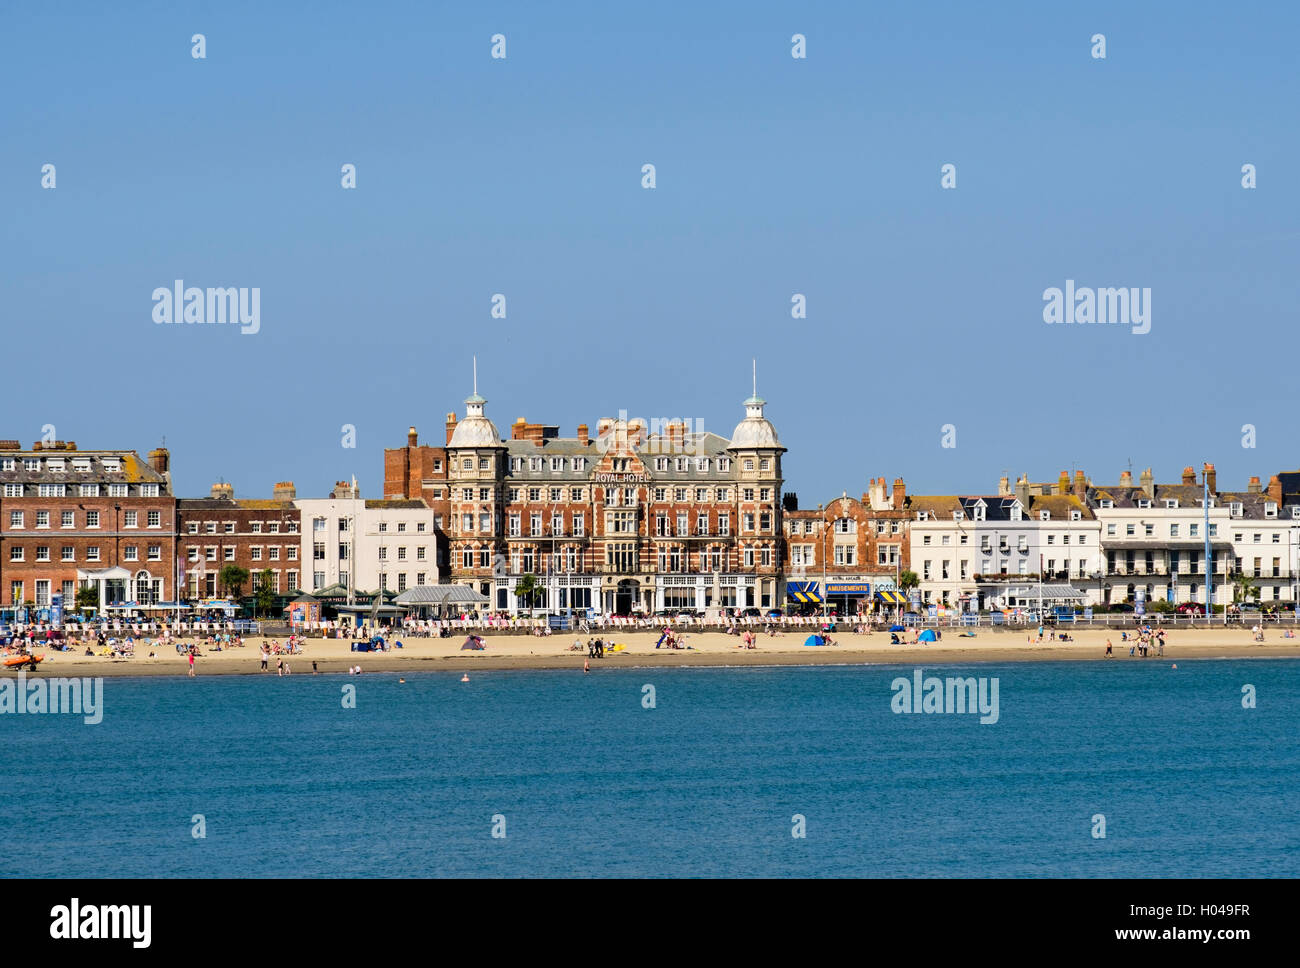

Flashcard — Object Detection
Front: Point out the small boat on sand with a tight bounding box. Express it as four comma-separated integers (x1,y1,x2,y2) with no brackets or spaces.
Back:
3,653,43,671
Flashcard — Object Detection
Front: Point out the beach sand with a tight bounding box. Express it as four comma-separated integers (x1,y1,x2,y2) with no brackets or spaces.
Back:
11,626,1300,677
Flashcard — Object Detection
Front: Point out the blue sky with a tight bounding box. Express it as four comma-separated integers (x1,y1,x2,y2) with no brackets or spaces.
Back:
3,1,1297,504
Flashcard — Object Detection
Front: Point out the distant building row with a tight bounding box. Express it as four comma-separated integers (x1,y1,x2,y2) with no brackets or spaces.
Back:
4,391,1300,616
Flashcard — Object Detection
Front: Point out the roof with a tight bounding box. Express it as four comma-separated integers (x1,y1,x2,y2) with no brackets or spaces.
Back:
393,585,489,605
0,450,171,491
363,499,428,510
1001,584,1088,601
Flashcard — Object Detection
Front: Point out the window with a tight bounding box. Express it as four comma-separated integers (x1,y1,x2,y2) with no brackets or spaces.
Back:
61,545,74,562
123,546,138,561
107,484,127,498
35,545,50,562
38,484,66,497
288,547,297,560
11,546,25,562
141,483,159,497
4,484,22,497
86,510,100,528
417,547,426,560
251,547,262,561
86,546,100,562
206,547,217,561
223,521,233,533
573,514,585,537
313,517,326,532
147,511,161,528
313,542,325,560
8,511,21,529
224,548,235,561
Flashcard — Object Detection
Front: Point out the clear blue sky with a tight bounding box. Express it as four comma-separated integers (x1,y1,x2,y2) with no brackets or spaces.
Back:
3,1,1297,504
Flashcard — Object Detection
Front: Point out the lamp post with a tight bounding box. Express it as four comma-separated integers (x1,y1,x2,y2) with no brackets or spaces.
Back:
818,503,828,624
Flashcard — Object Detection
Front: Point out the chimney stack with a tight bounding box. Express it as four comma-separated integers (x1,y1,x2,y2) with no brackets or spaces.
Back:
1182,466,1195,485
1203,462,1216,494
891,477,906,509
331,480,356,500
407,426,418,448
1248,476,1262,494
577,424,589,447
998,474,1011,497
1140,468,1155,499
273,481,296,502
1015,474,1030,506
148,447,170,474
1119,469,1133,487
445,412,457,446
1073,469,1087,501
1057,471,1070,496
1268,475,1283,506
210,482,234,500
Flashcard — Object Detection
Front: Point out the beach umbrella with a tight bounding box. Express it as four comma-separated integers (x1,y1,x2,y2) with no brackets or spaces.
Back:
918,629,938,643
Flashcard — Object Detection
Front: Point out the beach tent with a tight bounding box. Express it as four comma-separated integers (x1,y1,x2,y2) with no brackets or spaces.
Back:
918,629,938,642
461,635,485,651
803,634,827,647
889,624,905,633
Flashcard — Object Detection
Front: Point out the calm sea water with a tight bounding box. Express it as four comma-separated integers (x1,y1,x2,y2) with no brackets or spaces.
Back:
3,659,1297,878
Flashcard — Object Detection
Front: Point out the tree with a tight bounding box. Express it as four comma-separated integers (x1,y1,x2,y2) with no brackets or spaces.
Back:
219,564,250,600
255,569,275,617
515,573,541,611
897,570,920,593
1232,572,1259,605
75,585,99,610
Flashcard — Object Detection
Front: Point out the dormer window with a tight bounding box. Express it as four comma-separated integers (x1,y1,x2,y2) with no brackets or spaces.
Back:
1265,502,1278,518
916,511,929,521
1137,499,1151,509
952,510,962,521
1230,502,1243,517
972,506,985,521
1039,510,1050,521
1291,507,1300,520
1165,499,1178,509
1070,510,1081,521
1099,499,1113,509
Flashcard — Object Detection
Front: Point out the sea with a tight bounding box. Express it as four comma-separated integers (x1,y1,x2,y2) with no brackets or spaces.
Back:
3,658,1297,878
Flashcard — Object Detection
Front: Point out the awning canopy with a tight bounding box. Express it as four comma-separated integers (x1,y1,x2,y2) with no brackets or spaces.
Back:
785,581,821,604
1004,584,1088,601
876,589,908,605
393,585,490,606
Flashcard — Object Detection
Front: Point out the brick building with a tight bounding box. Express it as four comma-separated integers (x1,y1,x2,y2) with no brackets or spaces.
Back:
782,476,912,615
176,482,302,599
384,387,787,614
0,439,177,611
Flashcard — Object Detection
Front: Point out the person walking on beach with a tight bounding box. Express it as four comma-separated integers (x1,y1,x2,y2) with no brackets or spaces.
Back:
1104,639,1113,657
187,649,196,677
260,646,269,672
276,657,284,677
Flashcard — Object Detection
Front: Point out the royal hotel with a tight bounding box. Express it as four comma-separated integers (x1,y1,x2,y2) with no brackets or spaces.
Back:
384,388,786,615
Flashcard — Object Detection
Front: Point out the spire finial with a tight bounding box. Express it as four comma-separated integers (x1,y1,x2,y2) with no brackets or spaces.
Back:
473,356,478,395
752,358,757,399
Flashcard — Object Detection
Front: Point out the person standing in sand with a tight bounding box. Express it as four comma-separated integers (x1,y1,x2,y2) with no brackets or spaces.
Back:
584,657,590,674
187,649,196,677
260,646,269,672
1104,639,1113,657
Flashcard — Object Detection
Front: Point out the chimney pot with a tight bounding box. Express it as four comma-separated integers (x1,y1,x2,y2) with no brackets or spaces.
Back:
407,426,418,447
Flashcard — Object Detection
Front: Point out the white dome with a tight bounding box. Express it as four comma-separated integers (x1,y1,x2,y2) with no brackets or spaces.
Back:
448,417,501,448
448,392,502,448
729,395,780,449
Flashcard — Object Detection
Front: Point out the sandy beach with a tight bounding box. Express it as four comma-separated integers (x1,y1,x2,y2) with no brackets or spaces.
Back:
10,626,1300,678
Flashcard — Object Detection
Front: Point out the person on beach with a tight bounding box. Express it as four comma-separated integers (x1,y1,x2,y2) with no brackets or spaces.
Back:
260,647,269,672
312,660,318,674
187,649,196,677
276,657,284,677
583,657,590,674
1104,639,1113,657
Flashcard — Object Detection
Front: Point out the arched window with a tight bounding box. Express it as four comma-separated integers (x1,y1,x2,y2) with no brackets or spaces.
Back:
135,570,156,605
